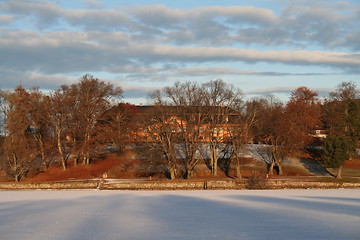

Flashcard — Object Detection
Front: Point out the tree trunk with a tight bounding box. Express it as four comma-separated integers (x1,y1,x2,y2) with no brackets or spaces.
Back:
235,157,241,179
164,150,176,179
56,129,67,170
184,164,192,179
74,156,78,167
268,161,274,175
185,155,200,179
12,154,20,182
336,165,343,179
83,133,91,165
60,157,67,170
15,174,20,182
40,142,47,169
184,168,190,179
211,146,218,175
83,155,90,165
34,135,48,169
213,160,218,176
86,156,91,165
275,158,283,175
271,149,283,175
169,167,176,180
57,139,67,170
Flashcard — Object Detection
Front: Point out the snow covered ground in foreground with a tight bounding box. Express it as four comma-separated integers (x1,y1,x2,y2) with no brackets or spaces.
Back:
0,189,359,240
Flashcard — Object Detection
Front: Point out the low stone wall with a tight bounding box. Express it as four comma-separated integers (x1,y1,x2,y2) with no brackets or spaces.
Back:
100,180,248,190
0,181,99,190
101,181,205,190
266,180,360,189
0,179,359,190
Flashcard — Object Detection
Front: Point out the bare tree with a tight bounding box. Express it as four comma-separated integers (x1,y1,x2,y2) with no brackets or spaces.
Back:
144,80,244,178
143,82,207,179
137,104,179,179
227,101,258,178
99,103,137,155
285,87,321,150
48,85,75,170
1,133,36,182
248,95,286,176
329,81,359,101
0,86,38,181
0,89,10,136
26,88,54,169
0,75,124,178
67,74,123,165
201,79,243,176
162,82,206,179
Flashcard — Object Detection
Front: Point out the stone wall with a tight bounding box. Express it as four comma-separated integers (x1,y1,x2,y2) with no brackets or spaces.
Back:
0,181,99,190
1,179,359,190
266,180,360,189
100,180,248,190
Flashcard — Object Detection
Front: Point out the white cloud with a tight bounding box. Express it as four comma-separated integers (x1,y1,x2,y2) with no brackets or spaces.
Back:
245,86,334,100
2,1,358,49
129,5,278,27
82,0,103,9
137,45,360,68
197,6,278,25
122,84,157,98
25,72,77,89
0,15,14,24
1,29,359,76
174,67,331,77
0,68,77,90
0,0,359,98
64,9,131,30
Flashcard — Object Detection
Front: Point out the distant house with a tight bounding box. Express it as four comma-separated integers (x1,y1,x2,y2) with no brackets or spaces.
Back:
127,105,244,143
310,129,328,139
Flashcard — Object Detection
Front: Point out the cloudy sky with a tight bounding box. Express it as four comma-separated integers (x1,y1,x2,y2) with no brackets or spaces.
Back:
1,0,359,104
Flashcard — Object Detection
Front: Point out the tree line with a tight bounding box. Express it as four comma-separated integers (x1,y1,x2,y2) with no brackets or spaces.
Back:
0,75,125,181
0,75,359,181
138,80,359,180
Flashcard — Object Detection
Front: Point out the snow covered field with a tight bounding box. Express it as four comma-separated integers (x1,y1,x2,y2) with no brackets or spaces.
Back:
0,189,359,240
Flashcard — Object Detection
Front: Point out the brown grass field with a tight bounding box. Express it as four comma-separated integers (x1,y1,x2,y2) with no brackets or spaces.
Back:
16,152,360,183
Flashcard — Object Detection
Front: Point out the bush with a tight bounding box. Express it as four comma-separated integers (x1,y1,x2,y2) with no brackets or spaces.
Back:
246,172,268,189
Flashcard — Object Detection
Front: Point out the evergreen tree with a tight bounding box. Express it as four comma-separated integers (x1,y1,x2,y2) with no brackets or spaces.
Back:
322,81,360,179
322,136,352,179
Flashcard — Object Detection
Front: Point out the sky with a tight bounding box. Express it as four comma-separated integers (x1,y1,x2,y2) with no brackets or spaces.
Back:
0,0,359,104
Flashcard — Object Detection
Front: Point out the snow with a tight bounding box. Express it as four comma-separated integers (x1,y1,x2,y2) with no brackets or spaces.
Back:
0,189,359,240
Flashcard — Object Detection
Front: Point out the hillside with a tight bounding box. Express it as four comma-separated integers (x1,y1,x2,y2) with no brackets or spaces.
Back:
17,151,359,183
0,142,359,183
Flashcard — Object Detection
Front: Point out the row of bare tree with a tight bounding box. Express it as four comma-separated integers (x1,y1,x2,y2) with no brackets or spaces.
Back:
137,80,318,179
0,75,125,181
137,80,359,179
0,75,358,181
